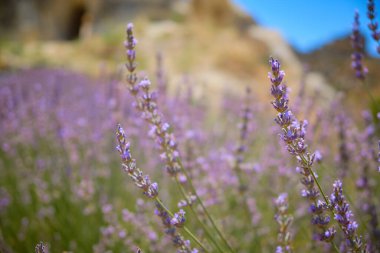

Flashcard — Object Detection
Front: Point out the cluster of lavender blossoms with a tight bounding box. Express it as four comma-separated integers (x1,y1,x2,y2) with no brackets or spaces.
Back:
351,10,368,80
330,180,366,252
268,58,336,243
116,124,199,253
154,204,198,253
35,242,48,253
116,125,158,199
269,57,372,252
125,23,183,180
233,87,252,193
367,0,380,54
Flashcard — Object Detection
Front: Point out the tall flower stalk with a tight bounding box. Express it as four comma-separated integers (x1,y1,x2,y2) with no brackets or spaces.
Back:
330,180,367,252
367,0,380,54
123,23,234,253
116,124,205,253
274,193,293,253
232,87,252,193
351,10,368,81
350,10,378,110
268,58,370,252
268,57,336,246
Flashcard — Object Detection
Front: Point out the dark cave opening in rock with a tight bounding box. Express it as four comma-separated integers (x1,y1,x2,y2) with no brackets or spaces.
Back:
65,5,86,40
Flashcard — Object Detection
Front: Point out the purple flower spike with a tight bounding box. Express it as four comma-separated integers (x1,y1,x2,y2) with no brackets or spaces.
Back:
124,23,139,94
274,193,294,253
123,26,182,178
170,209,186,228
116,124,158,199
367,0,380,54
268,57,335,243
155,203,198,252
330,180,366,252
351,10,368,80
35,242,48,253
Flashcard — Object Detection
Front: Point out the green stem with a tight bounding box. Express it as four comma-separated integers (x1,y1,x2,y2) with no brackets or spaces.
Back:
177,159,236,253
173,177,225,253
331,241,340,253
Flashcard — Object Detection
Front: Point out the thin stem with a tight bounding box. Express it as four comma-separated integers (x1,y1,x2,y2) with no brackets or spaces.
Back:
173,177,225,253
155,198,209,253
177,159,236,253
331,241,340,253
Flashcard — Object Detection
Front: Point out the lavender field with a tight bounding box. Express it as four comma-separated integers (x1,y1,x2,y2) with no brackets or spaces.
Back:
1,1,380,253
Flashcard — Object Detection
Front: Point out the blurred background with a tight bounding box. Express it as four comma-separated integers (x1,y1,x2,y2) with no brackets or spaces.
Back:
1,1,380,253
1,0,379,110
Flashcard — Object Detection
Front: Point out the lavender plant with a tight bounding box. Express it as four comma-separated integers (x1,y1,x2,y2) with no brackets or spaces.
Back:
330,180,366,252
351,10,368,80
35,242,49,253
123,23,234,253
116,124,203,252
268,57,337,245
367,0,380,54
268,57,372,253
232,87,252,193
274,193,293,253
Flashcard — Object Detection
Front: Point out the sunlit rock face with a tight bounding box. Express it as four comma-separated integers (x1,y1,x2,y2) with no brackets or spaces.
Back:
0,0,177,40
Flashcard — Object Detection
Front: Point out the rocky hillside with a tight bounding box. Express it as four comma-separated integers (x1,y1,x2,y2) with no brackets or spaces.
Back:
298,35,380,112
0,0,347,113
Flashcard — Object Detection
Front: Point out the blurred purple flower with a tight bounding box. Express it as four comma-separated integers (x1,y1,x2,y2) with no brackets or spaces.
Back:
351,10,368,80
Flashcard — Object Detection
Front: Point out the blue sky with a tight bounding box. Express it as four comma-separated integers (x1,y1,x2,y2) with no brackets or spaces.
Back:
232,0,380,57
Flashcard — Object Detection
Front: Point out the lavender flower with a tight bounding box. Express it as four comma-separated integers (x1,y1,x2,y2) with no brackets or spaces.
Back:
155,203,198,253
116,124,159,199
137,78,182,178
178,195,197,208
330,180,367,252
123,23,234,253
268,57,336,243
171,209,186,228
355,112,380,251
233,87,252,192
314,150,323,164
125,23,139,95
367,0,380,54
351,11,368,80
35,242,48,253
124,25,182,179
274,193,293,253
